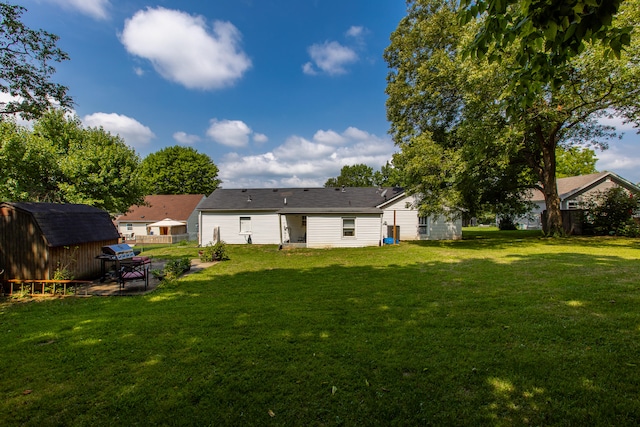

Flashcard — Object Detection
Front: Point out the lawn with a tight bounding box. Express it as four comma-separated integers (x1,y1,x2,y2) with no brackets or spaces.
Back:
1,228,640,426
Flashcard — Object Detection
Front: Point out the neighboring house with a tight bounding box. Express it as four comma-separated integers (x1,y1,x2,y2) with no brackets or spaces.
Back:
116,194,205,242
198,187,462,248
0,202,120,281
519,171,640,230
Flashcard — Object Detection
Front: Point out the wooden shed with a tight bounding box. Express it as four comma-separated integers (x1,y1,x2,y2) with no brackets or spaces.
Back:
0,202,120,281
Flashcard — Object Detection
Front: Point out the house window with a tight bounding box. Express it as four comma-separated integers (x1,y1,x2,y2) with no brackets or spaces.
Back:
343,217,355,237
418,217,428,234
240,216,252,234
302,216,307,226
567,200,579,210
126,223,133,231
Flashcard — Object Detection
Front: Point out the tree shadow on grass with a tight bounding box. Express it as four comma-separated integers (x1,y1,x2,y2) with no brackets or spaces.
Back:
403,229,640,252
1,249,640,425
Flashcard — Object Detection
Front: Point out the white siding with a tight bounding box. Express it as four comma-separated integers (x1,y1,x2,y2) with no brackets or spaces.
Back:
201,211,281,245
117,222,148,239
307,214,382,248
428,215,463,240
381,195,462,240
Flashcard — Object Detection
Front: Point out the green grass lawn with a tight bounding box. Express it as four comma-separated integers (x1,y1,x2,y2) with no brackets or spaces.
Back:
2,228,640,426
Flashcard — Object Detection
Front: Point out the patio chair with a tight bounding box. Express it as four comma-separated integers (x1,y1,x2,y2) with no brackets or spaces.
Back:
118,259,149,291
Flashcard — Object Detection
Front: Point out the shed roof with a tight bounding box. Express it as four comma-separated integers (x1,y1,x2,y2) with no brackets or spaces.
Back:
529,171,640,202
199,187,405,213
117,194,205,222
2,202,119,247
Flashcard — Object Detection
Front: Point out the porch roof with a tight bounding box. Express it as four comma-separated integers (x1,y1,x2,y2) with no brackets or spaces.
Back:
278,207,382,214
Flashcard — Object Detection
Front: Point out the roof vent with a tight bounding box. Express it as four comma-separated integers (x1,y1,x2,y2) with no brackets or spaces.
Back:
241,189,247,192
341,185,346,193
247,196,252,202
284,197,287,205
273,189,278,192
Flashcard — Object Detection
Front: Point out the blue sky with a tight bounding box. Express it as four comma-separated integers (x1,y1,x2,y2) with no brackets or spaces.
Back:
16,0,640,188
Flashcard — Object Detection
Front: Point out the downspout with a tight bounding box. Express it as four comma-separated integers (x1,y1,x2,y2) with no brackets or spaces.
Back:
197,211,202,246
393,210,398,244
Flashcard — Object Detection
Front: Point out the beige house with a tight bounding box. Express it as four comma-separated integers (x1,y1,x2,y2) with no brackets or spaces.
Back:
519,171,640,230
116,194,205,243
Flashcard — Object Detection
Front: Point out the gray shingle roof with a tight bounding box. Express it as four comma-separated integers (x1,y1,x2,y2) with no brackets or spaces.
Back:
4,202,119,247
199,187,405,213
528,171,640,202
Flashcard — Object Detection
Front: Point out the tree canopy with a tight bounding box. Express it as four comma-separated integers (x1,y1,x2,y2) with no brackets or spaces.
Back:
138,146,221,195
324,162,404,188
555,146,598,178
324,164,376,187
385,0,640,235
0,110,144,214
459,0,633,109
0,2,72,119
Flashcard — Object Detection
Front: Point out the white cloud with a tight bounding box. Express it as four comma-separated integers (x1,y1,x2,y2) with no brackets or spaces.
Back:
303,41,358,76
218,127,396,188
253,133,268,143
343,126,371,140
274,136,335,161
173,131,200,145
120,7,251,90
43,0,110,20
599,114,639,131
207,119,252,148
302,62,317,75
0,93,34,128
313,129,347,145
596,140,640,179
346,26,364,38
82,112,155,149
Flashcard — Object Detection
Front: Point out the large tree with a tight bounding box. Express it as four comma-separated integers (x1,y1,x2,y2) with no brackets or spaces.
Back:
555,147,598,178
385,0,640,235
459,0,632,109
0,3,72,119
0,110,144,214
324,162,404,188
139,146,221,195
324,164,376,187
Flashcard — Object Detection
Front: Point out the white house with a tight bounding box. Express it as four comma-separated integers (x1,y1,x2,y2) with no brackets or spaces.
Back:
116,194,206,242
519,171,640,230
198,187,462,248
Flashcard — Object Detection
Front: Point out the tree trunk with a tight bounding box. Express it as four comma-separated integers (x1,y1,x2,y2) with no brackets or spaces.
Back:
542,178,563,236
540,135,564,236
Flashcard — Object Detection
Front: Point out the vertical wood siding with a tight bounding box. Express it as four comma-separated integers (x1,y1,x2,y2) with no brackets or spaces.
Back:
0,207,117,280
48,240,117,280
1,207,48,280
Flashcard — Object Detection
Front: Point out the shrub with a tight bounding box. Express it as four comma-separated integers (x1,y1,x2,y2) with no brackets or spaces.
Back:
199,241,229,262
498,216,517,230
163,257,191,280
584,187,640,236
